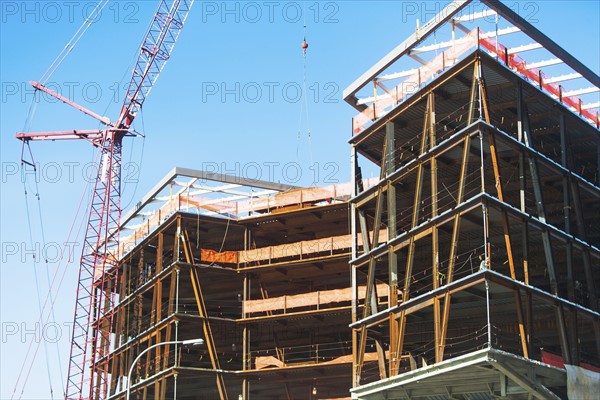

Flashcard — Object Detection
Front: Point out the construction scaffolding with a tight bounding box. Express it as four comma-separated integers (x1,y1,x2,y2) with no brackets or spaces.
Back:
347,1,599,399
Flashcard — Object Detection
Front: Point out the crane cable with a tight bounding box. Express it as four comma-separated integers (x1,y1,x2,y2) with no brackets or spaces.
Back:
12,92,59,399
18,170,55,399
13,1,132,397
39,0,109,85
297,6,313,169
14,1,109,390
34,176,66,397
12,152,96,399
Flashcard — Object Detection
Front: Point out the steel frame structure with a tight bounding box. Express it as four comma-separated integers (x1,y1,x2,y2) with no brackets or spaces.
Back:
347,1,599,398
103,168,379,399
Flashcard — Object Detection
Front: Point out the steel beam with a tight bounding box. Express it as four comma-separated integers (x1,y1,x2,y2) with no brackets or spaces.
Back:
121,167,299,229
439,110,472,360
519,84,559,295
487,128,528,358
426,93,443,364
393,97,431,375
386,121,400,377
190,266,228,400
488,359,561,400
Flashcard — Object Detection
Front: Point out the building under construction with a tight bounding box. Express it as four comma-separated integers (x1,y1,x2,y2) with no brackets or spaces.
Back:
345,1,599,399
98,1,599,399
105,168,375,399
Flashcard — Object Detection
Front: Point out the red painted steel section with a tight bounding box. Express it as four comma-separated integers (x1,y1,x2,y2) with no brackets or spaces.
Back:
62,1,194,398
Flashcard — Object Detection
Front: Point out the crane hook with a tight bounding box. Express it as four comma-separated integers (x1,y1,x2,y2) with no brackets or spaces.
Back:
301,37,308,56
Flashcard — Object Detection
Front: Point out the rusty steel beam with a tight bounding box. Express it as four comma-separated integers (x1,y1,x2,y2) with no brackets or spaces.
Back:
393,96,432,375
190,265,228,400
356,133,390,383
425,92,443,364
440,62,483,361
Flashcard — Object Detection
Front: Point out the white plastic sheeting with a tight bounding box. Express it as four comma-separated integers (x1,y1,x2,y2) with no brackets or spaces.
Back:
565,364,600,400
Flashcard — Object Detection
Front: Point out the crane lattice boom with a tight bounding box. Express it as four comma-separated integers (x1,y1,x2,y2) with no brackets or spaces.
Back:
15,1,194,399
118,0,193,130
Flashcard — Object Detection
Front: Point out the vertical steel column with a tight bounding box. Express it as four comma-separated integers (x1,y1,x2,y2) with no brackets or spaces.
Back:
356,123,392,380
517,84,529,284
517,83,533,351
570,174,600,357
487,126,527,357
174,215,181,264
350,146,360,387
162,274,175,373
111,262,128,395
155,234,165,394
351,161,360,384
386,122,400,376
156,233,164,273
559,115,575,301
132,250,144,397
570,181,599,311
242,246,250,399
520,89,558,294
439,61,485,359
439,122,471,361
356,150,387,381
425,93,443,364
474,59,490,264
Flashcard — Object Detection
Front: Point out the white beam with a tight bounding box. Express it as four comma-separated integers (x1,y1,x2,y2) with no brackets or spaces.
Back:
582,102,600,110
526,58,563,69
453,9,496,22
410,26,519,55
563,87,599,97
544,73,582,84
190,183,242,192
378,68,420,82
507,43,543,54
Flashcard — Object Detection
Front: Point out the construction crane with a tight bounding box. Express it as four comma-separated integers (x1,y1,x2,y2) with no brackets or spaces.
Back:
15,1,194,399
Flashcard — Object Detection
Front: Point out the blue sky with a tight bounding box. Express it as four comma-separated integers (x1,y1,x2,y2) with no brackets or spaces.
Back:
1,1,599,398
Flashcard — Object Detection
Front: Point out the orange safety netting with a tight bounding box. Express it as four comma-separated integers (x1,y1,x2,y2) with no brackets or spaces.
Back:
478,30,599,127
353,28,599,134
239,228,388,265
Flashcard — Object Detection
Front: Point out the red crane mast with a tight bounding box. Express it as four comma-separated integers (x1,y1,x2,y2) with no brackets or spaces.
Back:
16,1,194,398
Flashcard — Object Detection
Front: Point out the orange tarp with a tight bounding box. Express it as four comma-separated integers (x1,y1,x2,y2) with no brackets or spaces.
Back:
244,283,390,314
200,249,238,264
255,351,386,370
239,229,388,264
